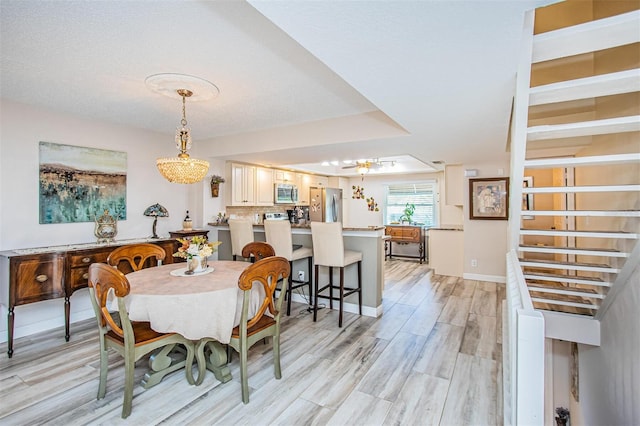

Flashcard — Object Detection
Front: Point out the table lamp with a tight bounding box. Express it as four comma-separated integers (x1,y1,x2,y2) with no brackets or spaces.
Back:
143,203,169,239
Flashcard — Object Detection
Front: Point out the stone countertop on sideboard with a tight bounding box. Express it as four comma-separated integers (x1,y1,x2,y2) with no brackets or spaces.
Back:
0,237,174,257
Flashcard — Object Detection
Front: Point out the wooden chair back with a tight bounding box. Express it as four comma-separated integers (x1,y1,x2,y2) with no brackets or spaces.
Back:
107,243,166,273
88,262,131,338
241,241,275,262
237,256,290,330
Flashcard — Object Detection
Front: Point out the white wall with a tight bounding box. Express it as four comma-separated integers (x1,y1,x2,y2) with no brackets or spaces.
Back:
572,261,640,425
0,99,195,342
462,159,510,280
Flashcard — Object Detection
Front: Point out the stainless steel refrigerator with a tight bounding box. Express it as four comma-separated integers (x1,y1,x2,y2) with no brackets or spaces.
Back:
309,187,342,223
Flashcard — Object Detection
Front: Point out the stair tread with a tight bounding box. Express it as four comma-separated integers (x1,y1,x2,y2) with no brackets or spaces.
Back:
527,282,601,295
532,10,640,63
519,244,620,253
529,69,640,106
524,153,640,168
518,258,615,269
521,229,635,234
533,304,596,317
523,271,605,283
527,115,640,141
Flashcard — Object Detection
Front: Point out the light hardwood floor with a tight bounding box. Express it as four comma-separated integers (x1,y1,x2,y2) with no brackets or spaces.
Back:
0,260,504,425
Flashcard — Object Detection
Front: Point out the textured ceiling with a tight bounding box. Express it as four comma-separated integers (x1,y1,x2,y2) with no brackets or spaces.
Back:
0,0,554,175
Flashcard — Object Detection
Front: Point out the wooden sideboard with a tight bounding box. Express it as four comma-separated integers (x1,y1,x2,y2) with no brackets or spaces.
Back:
384,225,427,264
0,238,175,357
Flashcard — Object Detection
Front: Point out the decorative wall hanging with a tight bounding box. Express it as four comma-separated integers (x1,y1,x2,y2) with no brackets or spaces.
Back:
352,185,365,199
210,175,225,197
469,177,509,220
366,197,379,212
39,142,127,224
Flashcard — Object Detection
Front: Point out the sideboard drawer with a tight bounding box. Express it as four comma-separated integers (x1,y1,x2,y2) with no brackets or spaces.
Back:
10,254,64,306
68,250,109,268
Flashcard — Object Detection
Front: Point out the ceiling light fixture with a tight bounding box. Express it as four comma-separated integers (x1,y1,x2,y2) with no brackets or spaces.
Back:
356,165,370,175
156,89,209,184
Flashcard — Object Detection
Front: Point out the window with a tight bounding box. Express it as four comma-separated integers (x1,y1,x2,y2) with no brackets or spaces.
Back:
385,182,438,226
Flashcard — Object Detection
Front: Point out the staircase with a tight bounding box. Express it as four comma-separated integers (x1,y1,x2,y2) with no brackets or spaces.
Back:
509,9,640,321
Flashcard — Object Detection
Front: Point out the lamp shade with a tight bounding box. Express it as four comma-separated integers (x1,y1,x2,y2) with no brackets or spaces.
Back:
143,203,169,217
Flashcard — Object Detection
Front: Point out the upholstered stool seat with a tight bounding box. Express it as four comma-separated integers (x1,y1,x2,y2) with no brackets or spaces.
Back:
310,222,362,327
264,219,313,315
228,218,255,261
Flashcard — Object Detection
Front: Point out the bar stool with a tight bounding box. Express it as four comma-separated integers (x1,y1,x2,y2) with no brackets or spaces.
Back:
264,219,313,315
310,222,362,327
228,218,254,261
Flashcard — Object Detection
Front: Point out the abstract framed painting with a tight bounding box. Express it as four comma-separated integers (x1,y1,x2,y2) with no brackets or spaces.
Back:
39,142,127,224
469,177,509,220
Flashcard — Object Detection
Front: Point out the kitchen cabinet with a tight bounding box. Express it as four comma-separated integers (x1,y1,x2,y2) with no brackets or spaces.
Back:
229,163,273,206
329,176,350,198
256,167,274,206
296,173,312,205
445,164,464,206
0,238,175,357
230,163,256,206
309,175,329,188
274,170,295,184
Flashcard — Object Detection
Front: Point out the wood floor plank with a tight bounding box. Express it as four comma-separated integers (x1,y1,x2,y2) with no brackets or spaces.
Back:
400,300,444,337
365,302,415,341
440,353,498,426
437,295,472,327
470,287,498,317
356,331,427,402
452,278,477,298
326,390,392,426
382,372,450,425
413,322,465,380
460,313,498,360
301,334,389,409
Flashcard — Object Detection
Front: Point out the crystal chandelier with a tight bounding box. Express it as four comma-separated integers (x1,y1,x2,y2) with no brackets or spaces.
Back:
156,89,209,184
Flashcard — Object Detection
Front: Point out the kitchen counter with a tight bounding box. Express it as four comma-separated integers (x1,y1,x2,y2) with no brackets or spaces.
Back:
208,223,385,232
210,223,385,318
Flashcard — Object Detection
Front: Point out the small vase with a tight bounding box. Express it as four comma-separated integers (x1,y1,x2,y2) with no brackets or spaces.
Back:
187,255,206,274
555,418,568,426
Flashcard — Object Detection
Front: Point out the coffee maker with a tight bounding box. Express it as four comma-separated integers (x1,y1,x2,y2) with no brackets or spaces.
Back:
287,206,309,224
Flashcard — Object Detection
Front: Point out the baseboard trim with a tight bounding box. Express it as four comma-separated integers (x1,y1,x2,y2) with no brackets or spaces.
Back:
463,273,506,283
290,293,380,318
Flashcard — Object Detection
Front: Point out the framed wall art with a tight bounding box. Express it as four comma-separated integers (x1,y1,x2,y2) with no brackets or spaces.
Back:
469,177,509,220
39,142,127,224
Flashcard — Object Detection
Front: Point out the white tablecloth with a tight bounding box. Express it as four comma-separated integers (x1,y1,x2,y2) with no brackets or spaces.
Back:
121,261,263,343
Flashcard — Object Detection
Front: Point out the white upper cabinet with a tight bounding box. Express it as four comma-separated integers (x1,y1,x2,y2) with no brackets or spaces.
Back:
255,167,274,206
230,163,256,206
296,173,312,205
274,170,295,184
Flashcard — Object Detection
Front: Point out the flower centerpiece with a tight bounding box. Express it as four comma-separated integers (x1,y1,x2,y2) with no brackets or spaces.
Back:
173,236,222,274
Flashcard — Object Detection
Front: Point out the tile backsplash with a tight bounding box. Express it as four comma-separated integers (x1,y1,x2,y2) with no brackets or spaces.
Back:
221,206,293,224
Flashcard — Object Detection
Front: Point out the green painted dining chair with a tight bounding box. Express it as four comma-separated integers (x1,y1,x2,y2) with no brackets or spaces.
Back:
87,263,195,418
228,255,290,403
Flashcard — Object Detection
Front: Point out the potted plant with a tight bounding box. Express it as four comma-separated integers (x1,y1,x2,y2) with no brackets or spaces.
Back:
555,407,570,426
210,175,225,197
399,202,415,224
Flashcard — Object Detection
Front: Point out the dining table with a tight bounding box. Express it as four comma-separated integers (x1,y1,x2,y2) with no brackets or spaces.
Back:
120,260,262,387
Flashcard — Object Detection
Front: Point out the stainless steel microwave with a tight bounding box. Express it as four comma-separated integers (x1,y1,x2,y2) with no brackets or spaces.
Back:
274,183,298,204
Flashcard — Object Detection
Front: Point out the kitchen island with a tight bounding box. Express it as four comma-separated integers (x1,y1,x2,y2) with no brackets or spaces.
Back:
209,223,386,318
